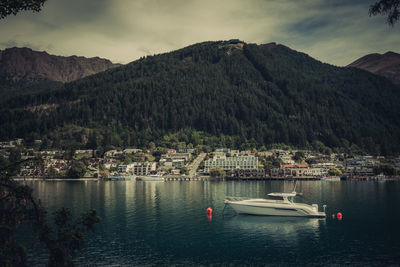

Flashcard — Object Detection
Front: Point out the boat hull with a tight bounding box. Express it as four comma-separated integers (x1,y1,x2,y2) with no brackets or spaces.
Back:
226,200,325,218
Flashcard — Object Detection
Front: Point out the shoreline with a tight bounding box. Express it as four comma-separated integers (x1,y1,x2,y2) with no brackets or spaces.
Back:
13,177,100,181
13,176,400,182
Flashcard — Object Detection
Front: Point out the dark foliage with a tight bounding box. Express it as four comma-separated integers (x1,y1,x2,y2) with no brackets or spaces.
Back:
0,172,100,266
0,155,100,266
373,163,398,175
0,0,47,19
67,160,87,178
370,0,400,25
1,41,400,154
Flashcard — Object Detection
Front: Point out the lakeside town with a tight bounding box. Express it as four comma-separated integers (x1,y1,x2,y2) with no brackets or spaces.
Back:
1,138,400,181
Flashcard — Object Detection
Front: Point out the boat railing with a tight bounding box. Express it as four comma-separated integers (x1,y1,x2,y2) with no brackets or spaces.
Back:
224,196,253,202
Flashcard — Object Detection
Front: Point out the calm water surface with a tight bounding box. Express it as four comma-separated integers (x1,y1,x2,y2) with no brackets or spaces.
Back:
20,180,400,266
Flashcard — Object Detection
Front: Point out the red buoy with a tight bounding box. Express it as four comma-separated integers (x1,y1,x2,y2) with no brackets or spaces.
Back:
337,212,343,220
206,207,213,215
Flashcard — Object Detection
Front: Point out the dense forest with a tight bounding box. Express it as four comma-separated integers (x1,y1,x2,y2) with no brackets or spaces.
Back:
0,73,62,99
1,40,399,154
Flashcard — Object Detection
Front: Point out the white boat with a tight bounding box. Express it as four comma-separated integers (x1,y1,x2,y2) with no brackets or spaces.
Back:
137,175,165,182
224,192,326,218
321,176,341,181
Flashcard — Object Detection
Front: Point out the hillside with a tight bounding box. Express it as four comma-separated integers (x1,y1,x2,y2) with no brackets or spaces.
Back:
1,40,400,154
0,47,121,95
348,51,400,84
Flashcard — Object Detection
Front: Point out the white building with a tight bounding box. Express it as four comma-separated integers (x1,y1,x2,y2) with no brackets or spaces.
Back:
159,151,191,166
204,155,258,173
279,164,325,177
118,162,156,176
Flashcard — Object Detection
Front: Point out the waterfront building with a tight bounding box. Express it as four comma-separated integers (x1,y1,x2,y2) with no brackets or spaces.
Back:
118,162,156,176
204,154,258,173
132,162,157,175
344,155,380,176
171,169,180,175
279,164,324,177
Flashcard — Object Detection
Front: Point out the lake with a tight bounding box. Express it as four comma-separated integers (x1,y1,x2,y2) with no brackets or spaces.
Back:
19,180,400,266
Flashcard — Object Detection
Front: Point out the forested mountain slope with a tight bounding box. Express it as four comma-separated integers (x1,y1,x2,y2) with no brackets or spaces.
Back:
1,40,399,154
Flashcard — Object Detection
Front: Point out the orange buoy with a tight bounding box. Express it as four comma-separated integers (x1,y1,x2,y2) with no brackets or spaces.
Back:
206,207,213,215
337,212,343,220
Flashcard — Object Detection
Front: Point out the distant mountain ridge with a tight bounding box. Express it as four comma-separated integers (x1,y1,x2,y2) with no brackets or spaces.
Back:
1,40,400,154
348,51,400,84
0,47,121,85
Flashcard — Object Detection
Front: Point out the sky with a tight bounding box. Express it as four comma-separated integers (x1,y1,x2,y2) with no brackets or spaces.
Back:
0,0,399,66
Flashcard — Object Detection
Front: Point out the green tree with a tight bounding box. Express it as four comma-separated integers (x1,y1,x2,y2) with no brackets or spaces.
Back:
123,155,133,164
209,167,225,178
99,164,109,178
152,148,165,162
262,155,283,170
9,148,21,164
46,166,60,178
180,167,189,175
67,160,87,178
328,167,342,176
0,155,9,170
86,131,98,150
373,163,397,175
292,151,305,162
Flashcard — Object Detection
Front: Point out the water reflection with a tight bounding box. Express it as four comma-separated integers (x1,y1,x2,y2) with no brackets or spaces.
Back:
17,180,400,266
225,215,323,240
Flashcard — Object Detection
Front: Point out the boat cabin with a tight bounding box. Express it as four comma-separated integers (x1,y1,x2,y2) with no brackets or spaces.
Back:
265,192,297,202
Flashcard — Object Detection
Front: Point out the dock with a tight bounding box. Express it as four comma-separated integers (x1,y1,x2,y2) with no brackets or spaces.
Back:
225,176,321,181
164,176,209,181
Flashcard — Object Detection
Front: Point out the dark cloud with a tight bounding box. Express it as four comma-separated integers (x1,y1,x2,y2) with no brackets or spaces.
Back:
0,0,398,65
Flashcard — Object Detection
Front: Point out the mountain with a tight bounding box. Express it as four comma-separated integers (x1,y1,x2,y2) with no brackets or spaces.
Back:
0,47,121,95
348,51,400,84
1,40,400,154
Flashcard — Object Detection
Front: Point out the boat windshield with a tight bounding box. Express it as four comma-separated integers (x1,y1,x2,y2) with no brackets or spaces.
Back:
264,195,284,201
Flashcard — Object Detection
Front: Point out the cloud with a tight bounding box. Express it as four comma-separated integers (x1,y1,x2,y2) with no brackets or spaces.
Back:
0,0,398,65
